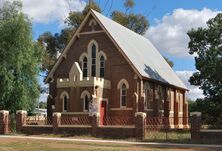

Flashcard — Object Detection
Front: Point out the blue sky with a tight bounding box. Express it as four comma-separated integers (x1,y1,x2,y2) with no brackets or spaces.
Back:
19,0,222,100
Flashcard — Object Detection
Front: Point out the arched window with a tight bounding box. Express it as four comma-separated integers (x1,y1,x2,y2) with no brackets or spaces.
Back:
120,83,127,108
63,95,68,112
91,44,96,77
60,91,69,112
91,21,95,31
100,55,105,77
84,95,89,112
89,19,97,31
83,57,88,78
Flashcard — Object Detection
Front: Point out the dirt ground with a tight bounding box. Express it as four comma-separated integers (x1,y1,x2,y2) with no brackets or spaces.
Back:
0,138,221,151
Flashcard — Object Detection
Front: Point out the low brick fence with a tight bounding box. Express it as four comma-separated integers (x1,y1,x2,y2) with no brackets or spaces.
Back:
0,110,146,140
190,112,222,143
0,110,200,141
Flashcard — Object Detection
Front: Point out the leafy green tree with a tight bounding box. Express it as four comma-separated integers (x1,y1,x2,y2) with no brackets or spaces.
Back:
0,1,43,114
163,57,174,67
38,1,101,73
39,101,47,109
39,0,149,73
65,0,101,28
188,13,222,127
111,0,149,35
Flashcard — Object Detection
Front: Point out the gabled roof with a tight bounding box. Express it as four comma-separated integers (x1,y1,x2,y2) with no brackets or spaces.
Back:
91,10,187,90
45,9,187,90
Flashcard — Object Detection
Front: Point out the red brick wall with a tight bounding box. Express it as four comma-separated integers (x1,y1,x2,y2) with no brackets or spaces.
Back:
50,14,137,116
48,14,187,122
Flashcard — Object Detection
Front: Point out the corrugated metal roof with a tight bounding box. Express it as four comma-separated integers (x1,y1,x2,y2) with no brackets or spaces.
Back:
92,10,187,89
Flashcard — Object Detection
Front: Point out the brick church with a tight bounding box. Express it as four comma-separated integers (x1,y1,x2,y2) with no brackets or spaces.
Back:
45,9,188,128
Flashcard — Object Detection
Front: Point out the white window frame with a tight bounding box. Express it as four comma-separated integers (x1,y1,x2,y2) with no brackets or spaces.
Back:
120,83,127,108
60,91,69,112
80,90,91,112
99,55,105,77
82,56,88,78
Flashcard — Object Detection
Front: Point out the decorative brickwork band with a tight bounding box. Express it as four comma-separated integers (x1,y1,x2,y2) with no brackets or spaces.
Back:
53,112,61,133
190,112,201,142
135,112,146,140
0,110,9,134
16,110,27,132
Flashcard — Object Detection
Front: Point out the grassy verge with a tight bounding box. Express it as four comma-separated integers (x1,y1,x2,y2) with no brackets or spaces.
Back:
0,138,215,151
145,130,191,143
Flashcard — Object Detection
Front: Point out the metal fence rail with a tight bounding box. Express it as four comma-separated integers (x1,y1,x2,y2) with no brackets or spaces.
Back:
26,116,52,125
61,116,91,125
145,117,190,142
103,116,134,126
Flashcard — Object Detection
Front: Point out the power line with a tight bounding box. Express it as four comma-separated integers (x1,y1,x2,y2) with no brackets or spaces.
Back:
106,0,113,16
102,0,110,13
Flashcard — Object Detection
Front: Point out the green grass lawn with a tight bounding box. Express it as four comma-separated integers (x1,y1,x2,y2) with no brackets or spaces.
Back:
0,137,219,151
145,130,191,143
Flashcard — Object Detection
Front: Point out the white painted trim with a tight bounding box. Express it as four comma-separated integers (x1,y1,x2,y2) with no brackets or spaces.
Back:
120,85,127,108
110,108,133,111
79,52,88,62
16,110,27,114
60,125,91,128
179,112,183,115
87,39,99,77
80,90,90,99
99,54,105,78
60,91,69,99
80,90,91,112
135,112,146,118
60,91,69,112
190,112,201,117
159,110,164,113
61,112,89,115
90,112,100,117
0,110,9,114
117,79,129,89
144,109,153,112
53,112,61,117
89,19,97,26
98,51,107,60
100,125,135,128
23,125,52,128
79,30,104,35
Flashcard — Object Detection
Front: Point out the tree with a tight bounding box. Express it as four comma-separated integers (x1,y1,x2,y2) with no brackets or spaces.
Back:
0,1,43,114
39,0,149,73
163,57,174,67
39,101,47,109
111,0,149,35
188,13,222,127
38,1,101,73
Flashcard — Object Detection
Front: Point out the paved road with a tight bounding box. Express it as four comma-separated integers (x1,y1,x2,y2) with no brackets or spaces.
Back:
0,135,221,149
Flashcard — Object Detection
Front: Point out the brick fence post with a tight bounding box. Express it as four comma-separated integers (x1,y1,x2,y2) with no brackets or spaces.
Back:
53,112,61,133
135,112,146,140
0,110,9,134
91,112,100,137
190,112,201,142
16,110,27,133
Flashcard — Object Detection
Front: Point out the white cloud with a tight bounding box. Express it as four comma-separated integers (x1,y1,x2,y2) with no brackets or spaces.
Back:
146,8,220,57
39,92,48,102
176,70,204,100
21,0,86,24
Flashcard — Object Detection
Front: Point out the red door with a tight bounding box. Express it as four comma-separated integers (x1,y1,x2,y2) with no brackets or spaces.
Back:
100,101,107,125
